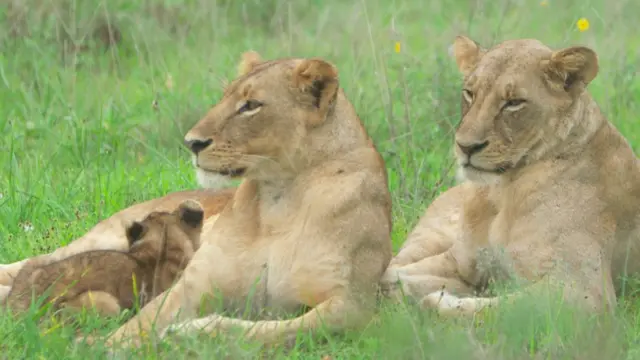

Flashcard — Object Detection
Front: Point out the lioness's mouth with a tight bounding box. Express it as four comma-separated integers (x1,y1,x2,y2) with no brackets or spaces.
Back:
215,168,247,177
463,164,506,174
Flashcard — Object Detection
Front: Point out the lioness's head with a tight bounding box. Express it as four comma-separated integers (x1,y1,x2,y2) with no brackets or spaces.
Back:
125,199,204,261
184,51,341,187
451,36,599,184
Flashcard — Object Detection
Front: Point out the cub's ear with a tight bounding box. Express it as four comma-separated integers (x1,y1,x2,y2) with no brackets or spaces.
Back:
292,58,339,127
125,221,146,246
237,51,263,76
452,35,485,76
177,199,205,228
541,46,598,95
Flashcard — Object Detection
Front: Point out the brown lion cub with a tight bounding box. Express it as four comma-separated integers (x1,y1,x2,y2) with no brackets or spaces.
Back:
5,199,204,316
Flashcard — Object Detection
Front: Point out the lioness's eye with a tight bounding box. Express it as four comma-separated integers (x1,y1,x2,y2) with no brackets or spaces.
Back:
462,89,474,103
238,100,263,114
502,99,526,111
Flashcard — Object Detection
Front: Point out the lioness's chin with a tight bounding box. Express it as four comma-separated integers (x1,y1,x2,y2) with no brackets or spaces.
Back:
195,168,235,190
457,166,502,185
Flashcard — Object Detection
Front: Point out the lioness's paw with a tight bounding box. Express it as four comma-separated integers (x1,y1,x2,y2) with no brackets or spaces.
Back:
421,291,493,317
162,315,222,339
380,266,402,286
379,267,406,301
421,290,469,315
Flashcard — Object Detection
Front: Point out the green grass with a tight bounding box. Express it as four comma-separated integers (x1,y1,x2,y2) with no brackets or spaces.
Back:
1,0,640,358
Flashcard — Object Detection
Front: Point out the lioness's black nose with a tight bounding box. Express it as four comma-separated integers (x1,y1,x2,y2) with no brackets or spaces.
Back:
184,138,213,154
457,140,489,156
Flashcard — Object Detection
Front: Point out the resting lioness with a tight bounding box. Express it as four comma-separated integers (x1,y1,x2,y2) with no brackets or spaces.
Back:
381,36,640,316
0,51,392,347
4,199,204,316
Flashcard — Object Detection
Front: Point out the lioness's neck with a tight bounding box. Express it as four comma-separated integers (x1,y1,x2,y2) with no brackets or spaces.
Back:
305,90,373,165
551,93,606,159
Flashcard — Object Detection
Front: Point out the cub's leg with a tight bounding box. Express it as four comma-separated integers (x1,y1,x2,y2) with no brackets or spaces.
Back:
62,291,122,317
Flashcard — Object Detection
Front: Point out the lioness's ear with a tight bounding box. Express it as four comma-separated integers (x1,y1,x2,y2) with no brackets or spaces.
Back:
452,35,485,76
126,221,146,246
292,58,339,127
237,51,263,76
177,199,204,228
542,46,598,95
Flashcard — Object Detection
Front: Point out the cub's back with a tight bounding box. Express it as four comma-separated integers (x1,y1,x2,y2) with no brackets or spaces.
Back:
5,250,141,313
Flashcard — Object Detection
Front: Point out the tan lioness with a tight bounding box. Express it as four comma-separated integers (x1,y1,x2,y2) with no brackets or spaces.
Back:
0,52,392,347
5,199,204,316
381,36,640,317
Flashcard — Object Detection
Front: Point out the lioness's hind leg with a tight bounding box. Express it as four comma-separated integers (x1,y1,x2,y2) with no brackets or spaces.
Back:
0,259,30,286
0,285,10,303
63,291,122,317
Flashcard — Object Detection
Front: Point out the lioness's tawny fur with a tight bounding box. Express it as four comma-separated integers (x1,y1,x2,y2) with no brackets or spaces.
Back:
382,36,640,317
0,52,392,348
5,199,204,316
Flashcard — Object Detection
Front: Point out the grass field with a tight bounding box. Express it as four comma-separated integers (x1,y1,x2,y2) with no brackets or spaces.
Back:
1,0,640,358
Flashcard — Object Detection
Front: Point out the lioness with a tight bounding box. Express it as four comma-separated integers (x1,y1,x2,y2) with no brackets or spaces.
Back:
5,199,204,316
0,52,392,347
381,36,640,316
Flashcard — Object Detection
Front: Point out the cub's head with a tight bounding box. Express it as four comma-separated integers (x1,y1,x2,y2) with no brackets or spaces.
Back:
451,36,599,184
184,51,340,187
125,199,204,262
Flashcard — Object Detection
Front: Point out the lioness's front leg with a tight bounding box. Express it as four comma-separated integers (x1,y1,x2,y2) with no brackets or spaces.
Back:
162,295,358,346
104,185,390,349
420,276,606,318
381,250,475,302
420,232,618,318
386,184,467,269
100,239,234,347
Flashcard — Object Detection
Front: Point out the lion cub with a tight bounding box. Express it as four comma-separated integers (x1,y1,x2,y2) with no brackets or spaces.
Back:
5,199,204,316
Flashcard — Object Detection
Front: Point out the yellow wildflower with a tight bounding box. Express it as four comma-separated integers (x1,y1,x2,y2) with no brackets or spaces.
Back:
576,18,590,32
540,0,548,6
394,41,401,54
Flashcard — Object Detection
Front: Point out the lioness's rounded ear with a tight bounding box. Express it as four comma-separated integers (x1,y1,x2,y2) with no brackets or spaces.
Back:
292,58,339,127
178,199,205,228
542,46,598,95
126,221,146,245
237,51,263,76
452,35,485,76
